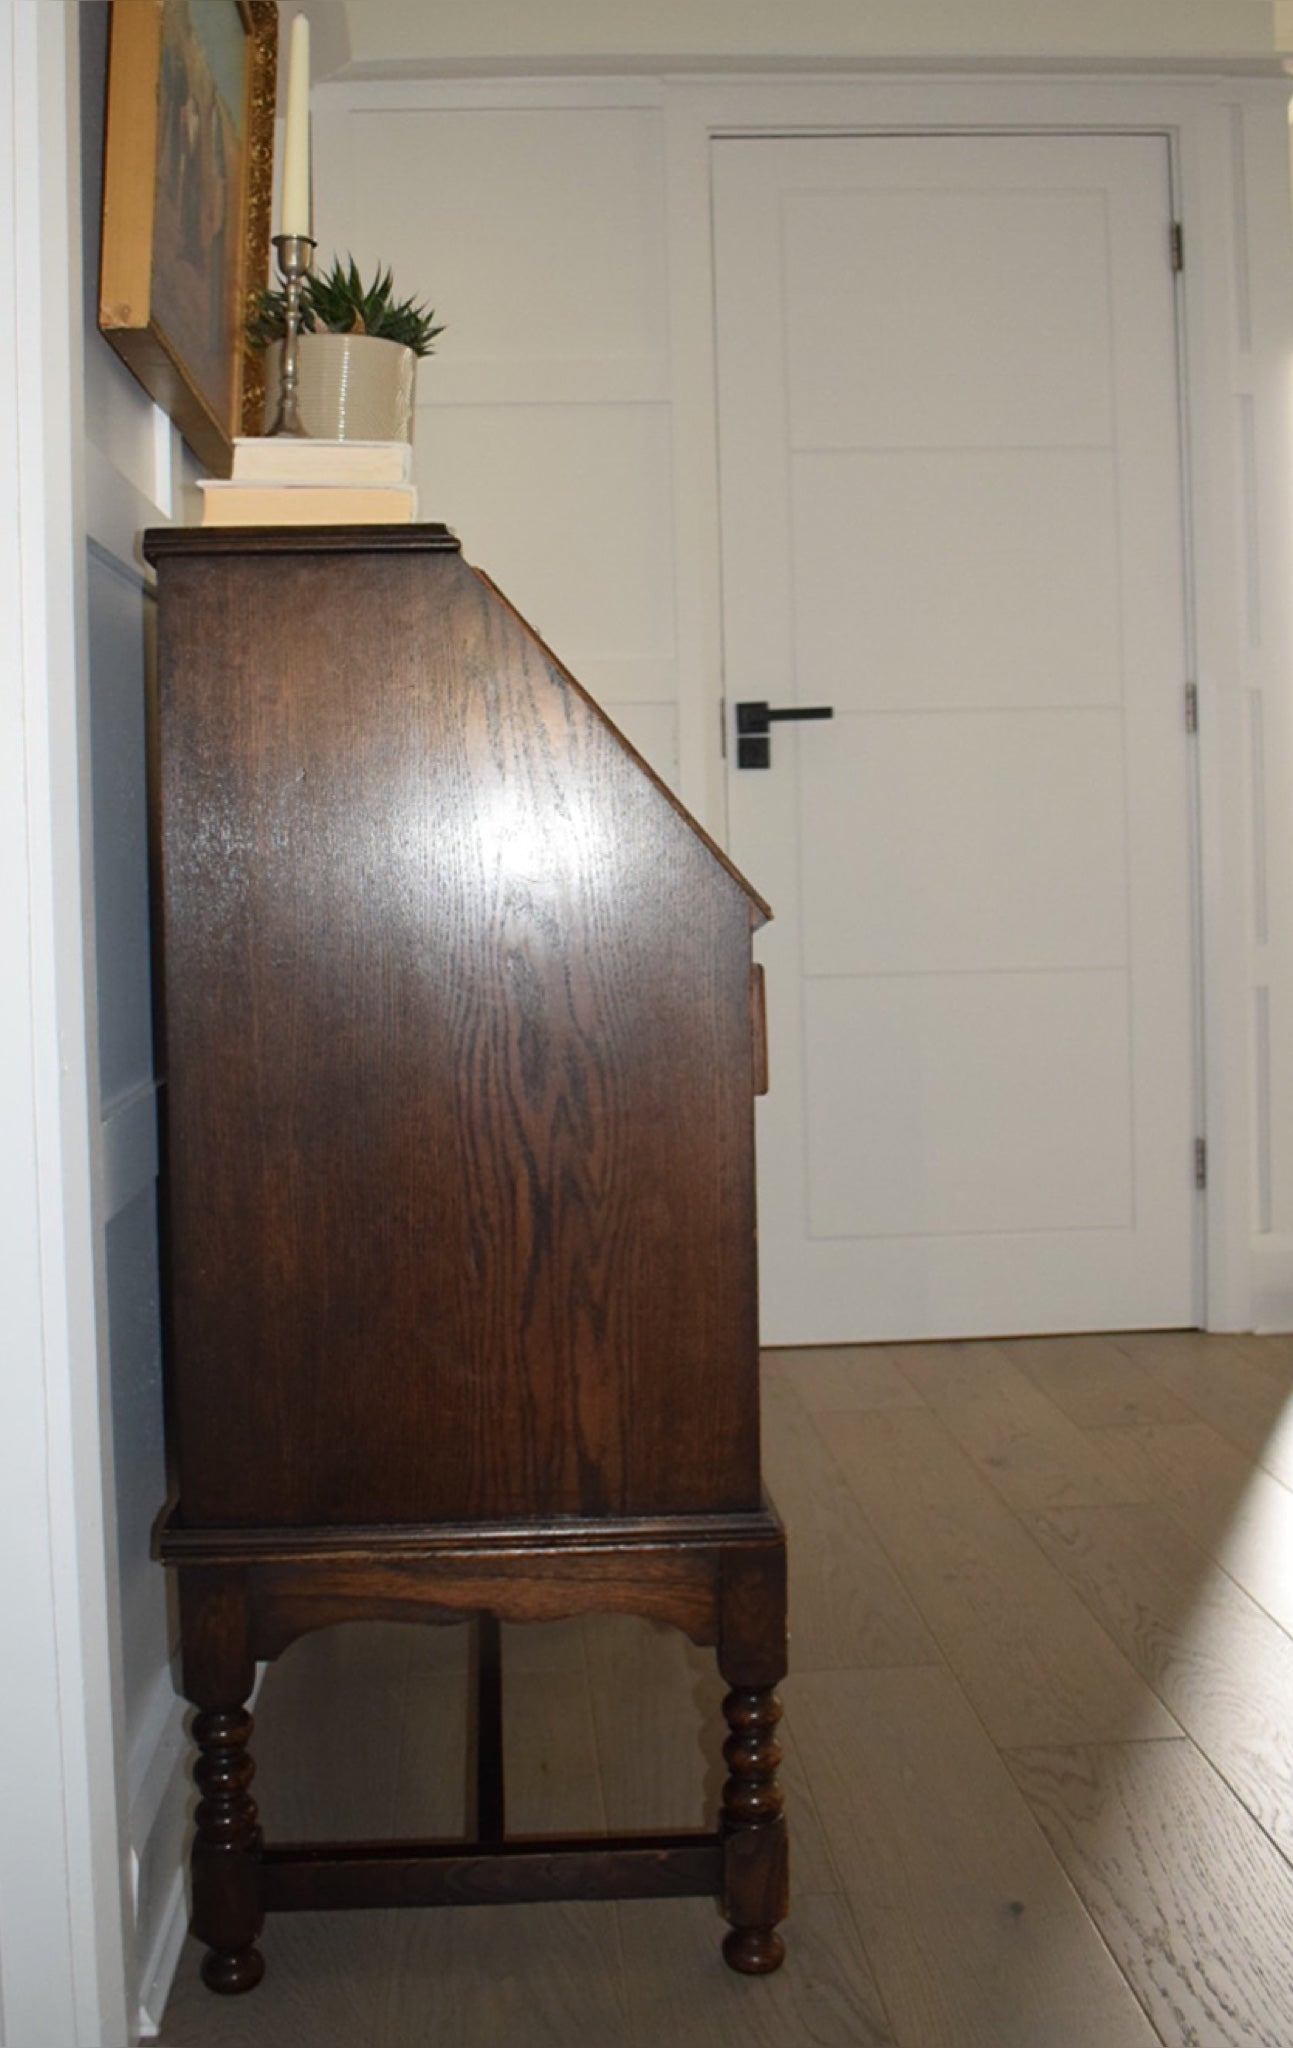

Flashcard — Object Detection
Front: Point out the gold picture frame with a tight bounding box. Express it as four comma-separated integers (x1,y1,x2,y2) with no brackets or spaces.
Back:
99,0,277,475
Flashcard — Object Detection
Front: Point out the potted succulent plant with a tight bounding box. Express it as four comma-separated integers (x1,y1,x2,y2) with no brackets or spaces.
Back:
251,257,444,441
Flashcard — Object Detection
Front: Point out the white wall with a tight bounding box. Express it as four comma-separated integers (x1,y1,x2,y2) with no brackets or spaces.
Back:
331,0,1293,71
2,3,192,2038
314,84,684,788
311,68,1293,1334
0,4,132,2043
79,8,189,2037
1218,89,1293,1324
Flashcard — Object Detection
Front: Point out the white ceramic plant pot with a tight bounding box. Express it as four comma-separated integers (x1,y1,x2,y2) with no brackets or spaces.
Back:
264,333,418,441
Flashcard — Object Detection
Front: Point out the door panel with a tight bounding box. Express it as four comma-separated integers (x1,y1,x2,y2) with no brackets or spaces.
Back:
802,709,1128,975
783,188,1116,447
714,134,1196,1342
792,449,1123,711
803,971,1134,1239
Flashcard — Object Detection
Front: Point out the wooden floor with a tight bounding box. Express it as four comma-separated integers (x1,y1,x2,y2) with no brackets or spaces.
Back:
158,1332,1293,2047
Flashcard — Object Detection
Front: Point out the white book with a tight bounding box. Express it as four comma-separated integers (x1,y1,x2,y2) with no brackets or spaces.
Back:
229,436,413,486
197,480,418,526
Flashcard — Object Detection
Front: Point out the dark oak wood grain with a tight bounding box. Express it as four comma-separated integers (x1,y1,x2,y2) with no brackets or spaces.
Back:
147,532,767,1528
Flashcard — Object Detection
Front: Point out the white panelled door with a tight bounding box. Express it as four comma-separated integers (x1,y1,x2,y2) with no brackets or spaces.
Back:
714,135,1197,1344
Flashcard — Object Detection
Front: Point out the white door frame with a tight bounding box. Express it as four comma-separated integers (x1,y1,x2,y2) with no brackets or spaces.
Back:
0,4,132,2043
664,73,1293,1335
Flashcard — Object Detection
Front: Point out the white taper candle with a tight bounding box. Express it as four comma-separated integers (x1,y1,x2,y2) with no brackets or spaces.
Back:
280,13,311,238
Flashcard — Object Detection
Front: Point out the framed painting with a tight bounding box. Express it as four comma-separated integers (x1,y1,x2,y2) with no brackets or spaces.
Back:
99,0,277,475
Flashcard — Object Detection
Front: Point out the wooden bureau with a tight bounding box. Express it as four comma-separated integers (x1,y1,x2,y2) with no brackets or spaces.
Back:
144,524,787,1993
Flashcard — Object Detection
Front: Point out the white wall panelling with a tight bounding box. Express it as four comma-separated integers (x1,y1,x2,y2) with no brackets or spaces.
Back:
1185,83,1293,1327
1230,93,1293,1325
425,403,676,660
311,70,1293,1331
78,8,185,2036
0,4,135,2042
312,83,683,803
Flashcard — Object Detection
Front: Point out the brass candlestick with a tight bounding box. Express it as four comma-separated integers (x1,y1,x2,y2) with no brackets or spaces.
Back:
267,233,317,437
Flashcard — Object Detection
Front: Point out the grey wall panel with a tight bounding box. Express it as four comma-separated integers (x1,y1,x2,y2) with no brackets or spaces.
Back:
104,1186,169,1735
87,545,155,1109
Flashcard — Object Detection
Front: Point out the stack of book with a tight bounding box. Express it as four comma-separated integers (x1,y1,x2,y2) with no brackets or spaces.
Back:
198,437,417,526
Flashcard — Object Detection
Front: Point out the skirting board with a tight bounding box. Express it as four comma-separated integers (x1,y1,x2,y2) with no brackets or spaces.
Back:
136,1864,187,2041
1251,1236,1293,1332
128,1685,190,2041
126,1678,186,1850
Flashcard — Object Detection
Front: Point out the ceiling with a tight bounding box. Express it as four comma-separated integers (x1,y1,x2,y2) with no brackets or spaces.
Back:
279,0,1293,83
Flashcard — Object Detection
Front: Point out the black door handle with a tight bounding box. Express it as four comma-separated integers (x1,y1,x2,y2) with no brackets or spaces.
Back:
735,699,835,768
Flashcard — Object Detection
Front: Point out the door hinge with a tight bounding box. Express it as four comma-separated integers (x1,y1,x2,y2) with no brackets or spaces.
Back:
1195,1137,1207,1190
1170,221,1184,273
719,696,728,759
1185,682,1198,733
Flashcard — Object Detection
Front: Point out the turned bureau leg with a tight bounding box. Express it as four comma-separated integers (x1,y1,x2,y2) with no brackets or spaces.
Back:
191,1702,265,1993
719,1685,787,1972
717,1539,789,1973
176,1568,264,1993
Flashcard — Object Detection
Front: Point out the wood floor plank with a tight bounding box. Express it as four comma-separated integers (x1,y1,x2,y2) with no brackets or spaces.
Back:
500,1615,591,1676
252,1624,443,1840
789,1667,1161,2048
402,1615,471,1675
1113,1333,1293,1488
760,1367,942,1671
584,1615,725,1830
581,1607,842,1894
160,1918,401,2047
765,1346,928,1414
617,1892,895,2047
1025,1501,1293,1857
501,1668,607,1835
777,1707,850,1900
1002,1334,1198,1429
164,1337,1293,2047
823,1408,1176,1748
389,1673,470,1837
1090,1420,1293,1635
1233,1332,1293,1379
1005,1737,1293,2048
893,1341,1148,1511
376,1901,630,2047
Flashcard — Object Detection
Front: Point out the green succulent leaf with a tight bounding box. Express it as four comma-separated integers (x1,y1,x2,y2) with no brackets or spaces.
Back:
248,254,445,357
